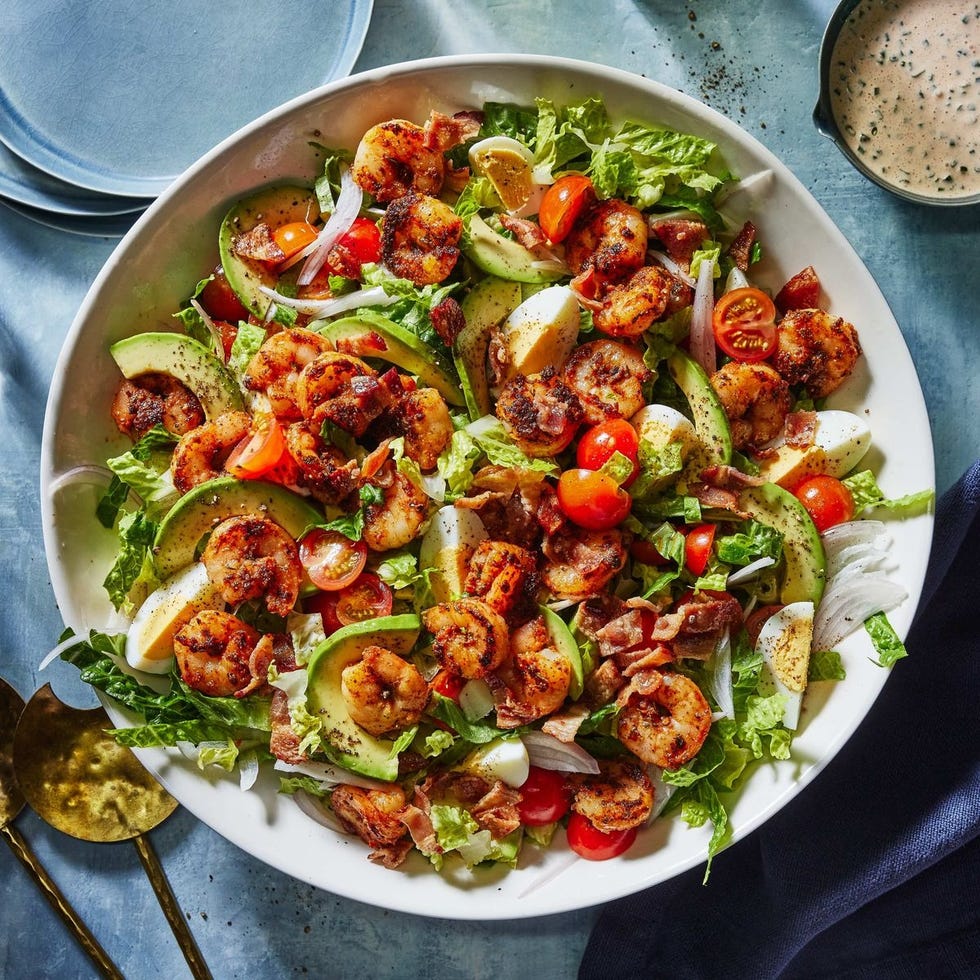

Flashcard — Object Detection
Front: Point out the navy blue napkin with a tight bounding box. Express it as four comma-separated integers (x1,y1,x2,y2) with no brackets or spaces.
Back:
579,462,980,979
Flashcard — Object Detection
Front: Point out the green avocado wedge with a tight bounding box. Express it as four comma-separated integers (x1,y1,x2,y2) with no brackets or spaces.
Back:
305,614,422,780
540,606,585,702
464,213,564,284
667,350,732,470
218,184,320,317
110,332,243,420
153,476,321,580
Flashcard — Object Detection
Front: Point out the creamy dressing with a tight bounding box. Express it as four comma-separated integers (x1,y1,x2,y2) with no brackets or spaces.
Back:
829,0,979,199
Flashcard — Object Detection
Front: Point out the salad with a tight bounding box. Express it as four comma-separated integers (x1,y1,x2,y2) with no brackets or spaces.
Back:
56,96,930,879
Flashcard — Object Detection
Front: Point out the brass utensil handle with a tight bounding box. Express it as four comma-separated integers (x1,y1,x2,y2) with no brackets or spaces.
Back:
2,824,124,980
132,833,213,980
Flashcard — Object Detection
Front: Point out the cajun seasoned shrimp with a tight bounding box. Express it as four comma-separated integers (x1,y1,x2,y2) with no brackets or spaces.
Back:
361,461,429,551
390,387,453,471
341,645,430,737
710,360,791,451
200,514,301,617
561,339,651,425
569,757,655,832
330,784,411,866
617,670,712,769
243,328,332,420
169,410,251,494
464,540,537,616
494,367,584,457
111,373,205,440
565,198,648,288
295,350,378,435
379,192,462,285
173,609,260,698
493,616,572,728
422,597,510,680
283,421,359,504
541,523,628,601
351,119,445,203
771,308,862,399
592,265,673,338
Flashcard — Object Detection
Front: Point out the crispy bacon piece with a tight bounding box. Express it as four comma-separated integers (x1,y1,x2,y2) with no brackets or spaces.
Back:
399,794,440,855
541,703,590,743
584,657,625,706
456,466,550,546
572,594,629,641
331,785,410,866
268,688,305,764
335,330,389,356
649,591,743,661
775,265,821,313
499,214,548,249
650,217,710,266
688,482,743,514
783,409,819,449
700,464,766,490
726,220,757,273
430,296,466,346
471,780,522,838
231,222,286,266
418,772,522,839
424,109,483,152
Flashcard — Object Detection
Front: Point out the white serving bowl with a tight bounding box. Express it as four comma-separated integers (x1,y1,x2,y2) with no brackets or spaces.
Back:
40,55,934,919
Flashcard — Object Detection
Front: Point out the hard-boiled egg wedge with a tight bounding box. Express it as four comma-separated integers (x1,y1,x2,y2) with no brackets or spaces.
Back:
462,737,530,788
755,409,871,488
126,562,224,674
630,403,699,488
468,135,544,214
755,600,815,730
493,285,580,383
418,505,488,604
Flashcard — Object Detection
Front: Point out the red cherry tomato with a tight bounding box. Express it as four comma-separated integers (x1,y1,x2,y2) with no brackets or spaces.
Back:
431,669,465,701
556,469,631,531
273,220,319,260
576,418,640,487
711,286,778,362
299,528,368,591
337,216,382,266
684,523,716,576
538,174,595,243
792,475,855,533
225,417,288,480
517,767,571,826
333,572,393,625
566,812,638,861
199,267,249,323
303,590,343,635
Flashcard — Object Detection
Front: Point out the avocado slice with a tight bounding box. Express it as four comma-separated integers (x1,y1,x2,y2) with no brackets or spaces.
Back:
110,332,243,420
739,482,826,605
305,614,422,780
540,606,585,701
667,350,733,470
153,476,321,580
218,184,321,317
456,277,523,420
464,213,564,284
316,310,465,406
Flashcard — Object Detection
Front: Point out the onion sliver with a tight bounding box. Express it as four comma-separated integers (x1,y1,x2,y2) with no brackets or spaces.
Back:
274,758,390,792
296,169,362,285
521,731,599,774
689,257,716,376
647,249,695,287
812,578,908,650
293,790,349,834
239,751,260,792
459,678,494,721
260,283,397,318
726,555,775,586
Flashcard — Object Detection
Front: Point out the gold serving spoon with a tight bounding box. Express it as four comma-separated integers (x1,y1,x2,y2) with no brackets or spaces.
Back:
12,683,213,980
0,677,124,979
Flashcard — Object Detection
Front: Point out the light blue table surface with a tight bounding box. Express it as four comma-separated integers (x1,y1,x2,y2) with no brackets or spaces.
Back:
1,2,977,978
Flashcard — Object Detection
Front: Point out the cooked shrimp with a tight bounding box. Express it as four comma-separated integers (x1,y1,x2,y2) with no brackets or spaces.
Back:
771,308,862,399
569,757,655,832
341,645,430,737
380,192,462,285
561,339,651,425
541,524,628,601
565,198,648,288
592,265,672,338
111,373,205,440
243,328,332,420
422,597,510,680
494,367,584,457
200,515,301,617
169,410,252,494
464,540,537,616
493,616,572,728
283,421,359,504
361,462,429,551
391,387,453,471
351,119,445,203
617,670,712,769
710,360,791,451
173,609,260,698
295,350,378,434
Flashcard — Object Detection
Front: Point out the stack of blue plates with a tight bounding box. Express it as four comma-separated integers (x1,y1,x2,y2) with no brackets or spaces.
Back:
1,0,372,237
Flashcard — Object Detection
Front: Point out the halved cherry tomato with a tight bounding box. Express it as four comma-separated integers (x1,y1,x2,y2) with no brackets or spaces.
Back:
304,590,343,635
337,216,382,266
225,417,288,480
576,418,640,487
299,528,368,591
538,174,595,243
684,523,716,576
792,475,855,532
199,266,249,323
333,572,393,625
517,767,571,827
556,469,631,531
431,669,465,701
566,812,638,860
273,220,319,260
711,286,778,362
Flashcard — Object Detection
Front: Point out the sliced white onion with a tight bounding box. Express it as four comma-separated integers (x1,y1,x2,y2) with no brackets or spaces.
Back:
530,258,568,275
723,266,750,293
647,249,696,287
293,789,349,834
647,765,678,819
704,628,734,719
812,578,908,650
546,598,576,613
189,297,224,358
176,741,198,761
726,555,776,586
459,678,494,721
297,169,362,285
39,632,91,670
238,750,260,792
259,282,398,319
689,257,716,376
521,731,600,774
273,758,390,792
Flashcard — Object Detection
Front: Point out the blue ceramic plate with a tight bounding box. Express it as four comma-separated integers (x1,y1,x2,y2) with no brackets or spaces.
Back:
0,0,372,198
0,196,141,237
